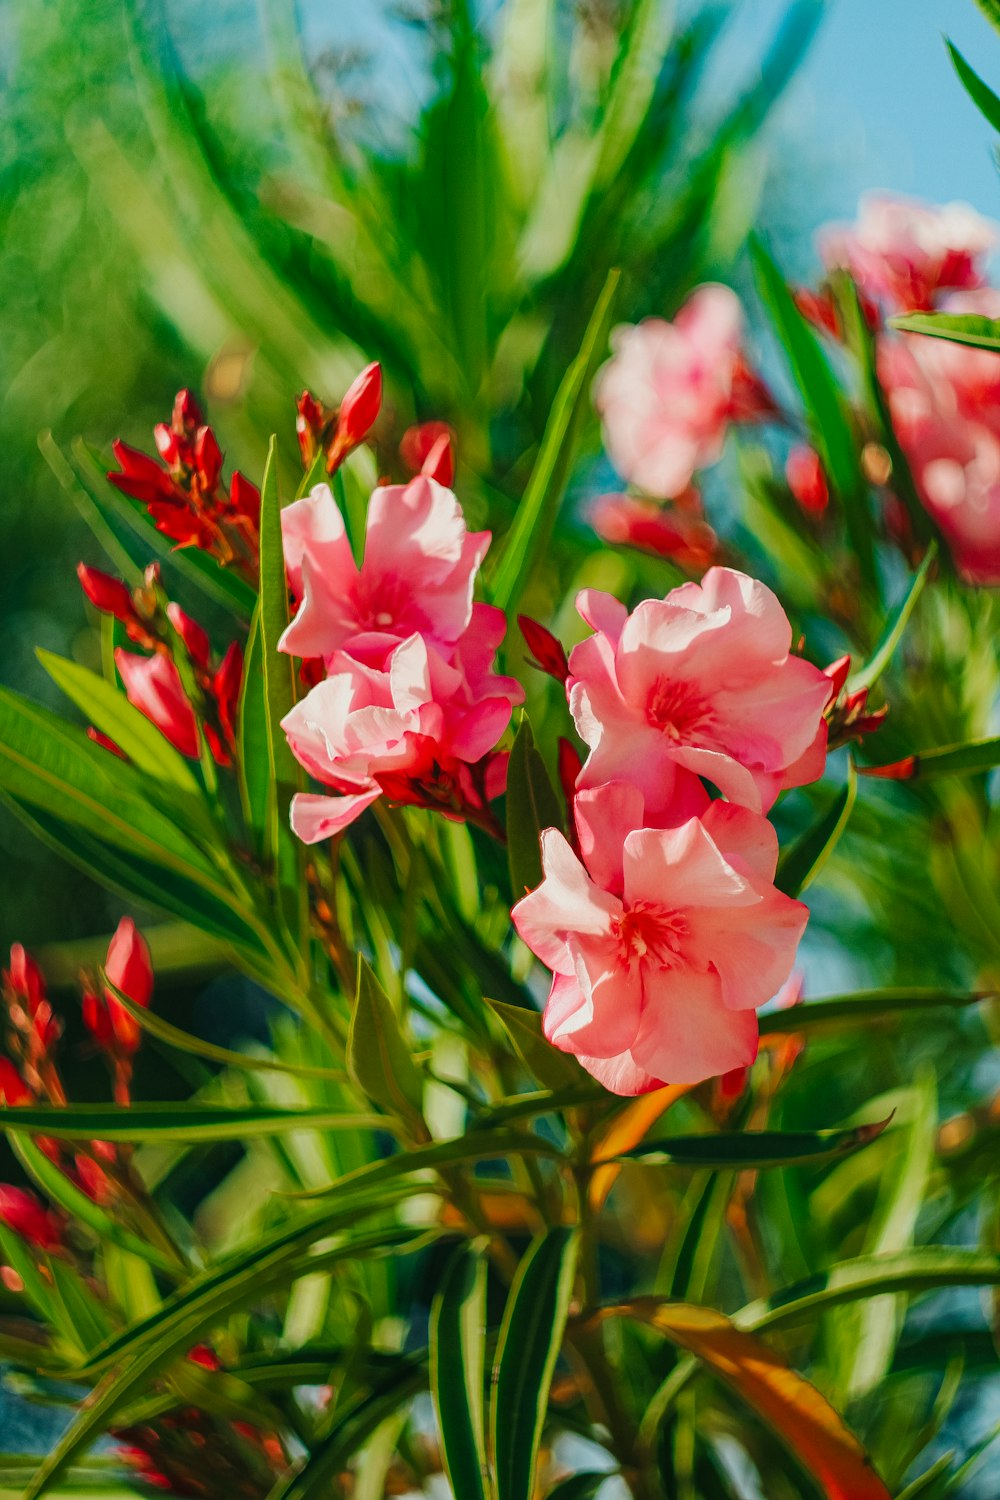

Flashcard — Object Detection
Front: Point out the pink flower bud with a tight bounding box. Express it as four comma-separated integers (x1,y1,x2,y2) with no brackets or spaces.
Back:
87,727,128,760
518,615,569,684
0,1186,61,1250
85,917,153,1058
786,446,830,515
420,431,455,486
296,391,327,467
115,650,199,759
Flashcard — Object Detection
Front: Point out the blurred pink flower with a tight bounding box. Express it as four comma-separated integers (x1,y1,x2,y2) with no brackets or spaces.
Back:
590,493,718,569
593,286,771,499
512,787,807,1093
280,477,489,668
282,629,520,840
878,320,1000,584
567,567,830,818
819,193,997,312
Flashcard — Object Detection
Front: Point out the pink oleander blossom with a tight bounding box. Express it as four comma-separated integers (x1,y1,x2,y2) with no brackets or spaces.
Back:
567,567,830,817
593,286,772,499
115,650,199,760
819,193,997,313
282,629,520,840
878,323,1000,584
512,786,808,1093
279,476,489,668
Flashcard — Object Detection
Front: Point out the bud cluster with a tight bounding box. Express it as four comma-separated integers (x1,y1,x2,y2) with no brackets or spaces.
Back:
109,390,261,582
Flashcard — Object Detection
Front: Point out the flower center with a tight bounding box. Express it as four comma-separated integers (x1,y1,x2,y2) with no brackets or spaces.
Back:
613,903,688,972
646,676,712,742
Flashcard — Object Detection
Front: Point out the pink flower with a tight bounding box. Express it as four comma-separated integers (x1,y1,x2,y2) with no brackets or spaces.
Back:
590,493,718,569
567,568,830,817
819,193,997,312
878,326,1000,583
282,628,520,840
593,286,771,498
115,649,199,759
280,477,490,668
512,786,807,1093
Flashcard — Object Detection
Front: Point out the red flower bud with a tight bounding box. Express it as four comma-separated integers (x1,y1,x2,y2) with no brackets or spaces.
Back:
5,943,46,1014
172,388,203,435
0,1185,61,1250
166,603,211,670
400,421,454,476
786,446,829,516
87,727,128,760
794,286,843,340
518,615,569,684
77,564,135,624
0,1059,33,1106
327,363,382,471
213,641,243,746
86,917,153,1058
153,423,180,467
229,472,260,526
194,426,223,492
296,391,327,467
421,431,455,486
823,654,852,700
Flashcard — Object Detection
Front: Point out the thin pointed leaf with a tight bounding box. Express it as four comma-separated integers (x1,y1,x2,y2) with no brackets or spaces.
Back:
490,1227,580,1500
489,270,620,614
757,987,989,1036
751,237,875,589
430,1243,489,1500
506,716,564,900
861,735,1000,782
776,758,857,896
348,958,427,1138
948,40,1000,133
0,1103,393,1143
849,542,937,693
890,310,1000,350
616,1115,890,1172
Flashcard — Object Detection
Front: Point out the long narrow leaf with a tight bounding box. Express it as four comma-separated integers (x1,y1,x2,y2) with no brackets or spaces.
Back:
430,1243,489,1500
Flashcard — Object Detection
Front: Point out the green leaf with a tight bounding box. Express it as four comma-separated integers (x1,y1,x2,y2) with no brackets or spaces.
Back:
236,602,269,853
19,1227,429,1500
615,1115,891,1172
348,958,427,1138
757,987,989,1036
975,0,1000,33
776,758,857,896
751,237,876,589
257,434,308,954
506,716,564,900
849,541,937,693
948,40,1000,133
7,1134,181,1276
890,310,1000,351
544,1476,612,1500
490,1226,580,1500
0,1102,394,1143
488,268,620,614
486,998,584,1093
109,990,347,1082
862,735,1000,782
36,649,205,801
430,1243,489,1500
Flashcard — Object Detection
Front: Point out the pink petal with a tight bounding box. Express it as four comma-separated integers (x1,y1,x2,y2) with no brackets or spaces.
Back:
631,968,759,1084
290,789,380,842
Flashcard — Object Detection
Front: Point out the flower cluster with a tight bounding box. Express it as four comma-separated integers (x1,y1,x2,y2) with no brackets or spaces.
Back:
0,920,152,1240
513,567,830,1094
279,424,522,838
109,390,261,581
78,564,242,765
815,194,1000,583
